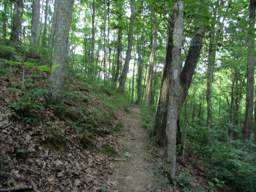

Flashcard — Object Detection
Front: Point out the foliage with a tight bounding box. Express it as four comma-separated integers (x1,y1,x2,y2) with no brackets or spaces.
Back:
140,105,155,137
186,123,256,192
9,88,47,124
0,44,16,59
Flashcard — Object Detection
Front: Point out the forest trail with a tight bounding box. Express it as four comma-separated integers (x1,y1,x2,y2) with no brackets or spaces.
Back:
110,106,157,192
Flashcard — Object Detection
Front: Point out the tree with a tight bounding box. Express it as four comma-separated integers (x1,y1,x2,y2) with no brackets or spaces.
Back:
243,0,256,140
145,6,158,106
2,0,8,40
165,0,184,179
10,0,24,45
48,0,74,103
42,0,49,47
118,0,136,93
136,34,144,104
31,0,41,54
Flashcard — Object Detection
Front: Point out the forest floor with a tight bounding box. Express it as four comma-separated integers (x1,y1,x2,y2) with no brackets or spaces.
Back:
110,106,168,192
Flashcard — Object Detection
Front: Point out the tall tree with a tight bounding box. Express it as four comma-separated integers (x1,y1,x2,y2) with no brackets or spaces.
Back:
31,0,41,54
2,0,8,40
118,0,136,93
145,6,158,106
243,0,256,140
42,0,49,47
89,0,96,77
10,0,24,45
48,0,74,103
165,0,184,179
136,34,144,104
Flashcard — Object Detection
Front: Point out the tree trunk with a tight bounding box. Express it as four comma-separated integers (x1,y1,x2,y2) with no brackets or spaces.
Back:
136,34,144,104
145,8,157,105
155,28,204,148
90,0,96,77
10,0,24,45
48,0,74,103
154,18,174,147
42,0,49,47
206,28,216,129
165,0,184,179
31,0,41,54
118,0,135,93
2,0,8,40
113,25,123,85
243,0,256,140
103,0,107,82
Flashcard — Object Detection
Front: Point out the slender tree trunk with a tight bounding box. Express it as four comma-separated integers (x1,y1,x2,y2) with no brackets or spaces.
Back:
206,28,216,129
48,0,74,103
10,0,24,45
114,26,123,85
103,0,107,82
2,0,8,40
42,0,49,47
132,61,136,102
243,0,256,140
118,0,135,93
136,34,144,104
90,0,95,78
31,0,41,54
165,0,184,179
145,8,158,106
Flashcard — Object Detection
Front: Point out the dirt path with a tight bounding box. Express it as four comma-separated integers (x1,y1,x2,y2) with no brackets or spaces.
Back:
110,106,158,192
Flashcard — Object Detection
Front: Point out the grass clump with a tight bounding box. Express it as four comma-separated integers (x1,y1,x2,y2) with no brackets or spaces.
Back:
101,144,117,156
79,131,96,149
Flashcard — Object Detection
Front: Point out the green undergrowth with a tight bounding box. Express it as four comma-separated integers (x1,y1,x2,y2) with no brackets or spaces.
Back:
185,123,256,192
140,105,155,137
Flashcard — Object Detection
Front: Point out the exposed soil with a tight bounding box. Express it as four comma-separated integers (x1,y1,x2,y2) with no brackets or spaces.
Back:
110,106,162,192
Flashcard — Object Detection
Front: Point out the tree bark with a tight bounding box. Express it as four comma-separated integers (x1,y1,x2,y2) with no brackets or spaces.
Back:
243,0,256,140
165,0,184,179
113,25,123,85
154,18,174,147
154,28,204,147
10,0,24,45
136,34,144,104
118,0,135,93
31,0,41,54
90,0,96,77
145,8,158,106
48,0,74,103
2,0,8,40
206,28,216,129
42,0,49,47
